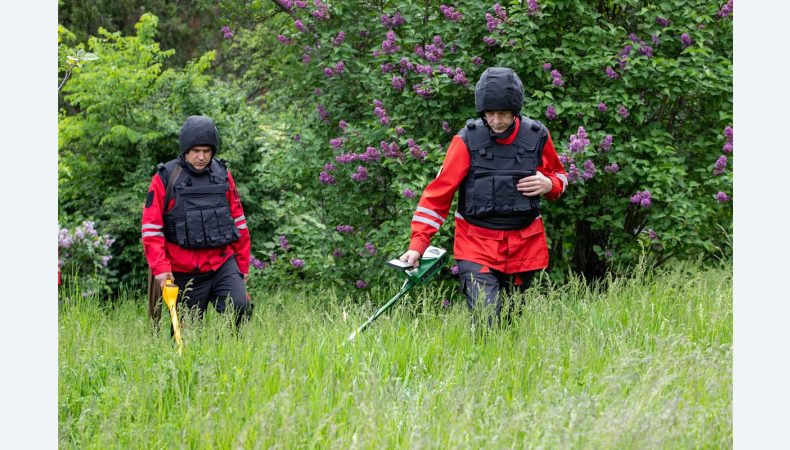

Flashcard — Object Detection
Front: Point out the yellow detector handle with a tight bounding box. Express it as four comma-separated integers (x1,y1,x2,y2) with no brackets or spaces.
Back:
161,281,183,353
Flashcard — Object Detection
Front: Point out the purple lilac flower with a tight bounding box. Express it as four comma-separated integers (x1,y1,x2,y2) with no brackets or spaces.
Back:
473,56,483,66
293,134,301,142
648,229,658,240
442,298,451,308
605,250,613,260
440,4,463,22
414,84,434,98
546,105,557,120
485,13,500,32
311,0,329,20
332,31,346,46
656,17,671,27
270,252,278,263
279,235,290,251
358,146,381,162
598,102,608,112
543,62,552,70
335,152,358,163
408,139,428,160
450,264,459,275
442,121,451,133
295,0,306,7
314,88,322,96
617,105,629,118
630,190,652,207
75,228,84,240
355,279,367,289
724,125,733,142
604,162,619,173
381,63,395,73
391,75,406,90
100,255,112,267
277,34,292,45
324,163,336,171
722,141,733,153
329,137,344,149
713,155,728,175
317,104,330,122
294,20,306,32
290,258,305,269
352,165,369,181
606,67,619,79
717,1,733,19
681,33,693,48
527,0,540,15
383,141,401,158
336,225,355,233
302,53,311,64
222,26,234,39
332,248,343,258
402,188,416,199
364,242,376,255
338,120,348,132
600,134,613,151
638,42,653,57
380,30,401,54
550,69,563,86
373,100,390,125
319,171,335,184
651,34,660,45
396,127,405,136
558,153,572,165
323,67,335,78
251,257,266,270
568,126,590,153
582,159,596,180
452,68,469,85
716,191,730,203
334,61,345,74
628,33,639,42
494,3,507,20
483,36,497,46
567,163,581,184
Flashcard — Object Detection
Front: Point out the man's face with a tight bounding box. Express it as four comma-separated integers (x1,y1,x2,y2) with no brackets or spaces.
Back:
185,146,213,170
484,111,515,134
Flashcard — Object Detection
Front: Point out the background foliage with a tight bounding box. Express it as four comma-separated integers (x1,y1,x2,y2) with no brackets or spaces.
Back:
58,0,733,292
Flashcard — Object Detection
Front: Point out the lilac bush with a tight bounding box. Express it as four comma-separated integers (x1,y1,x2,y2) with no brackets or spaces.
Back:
215,0,732,283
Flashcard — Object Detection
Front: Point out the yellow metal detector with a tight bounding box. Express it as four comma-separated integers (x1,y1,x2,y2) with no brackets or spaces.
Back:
162,281,183,354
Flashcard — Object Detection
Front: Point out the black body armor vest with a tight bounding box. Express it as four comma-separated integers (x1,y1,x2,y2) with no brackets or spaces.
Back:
457,116,549,230
159,158,240,249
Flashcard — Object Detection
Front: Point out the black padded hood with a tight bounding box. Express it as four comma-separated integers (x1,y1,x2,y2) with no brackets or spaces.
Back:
178,115,219,155
474,67,524,116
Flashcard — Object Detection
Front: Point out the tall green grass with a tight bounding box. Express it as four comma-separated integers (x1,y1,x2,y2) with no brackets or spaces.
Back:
59,263,731,449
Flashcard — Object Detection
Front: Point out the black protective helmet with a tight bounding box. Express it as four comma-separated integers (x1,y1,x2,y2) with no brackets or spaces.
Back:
474,67,524,116
178,115,219,155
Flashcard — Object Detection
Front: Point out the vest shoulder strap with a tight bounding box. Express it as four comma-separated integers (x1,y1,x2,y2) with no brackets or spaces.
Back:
459,118,492,153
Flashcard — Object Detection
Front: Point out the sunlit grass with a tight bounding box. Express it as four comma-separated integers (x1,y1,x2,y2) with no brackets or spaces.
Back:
59,263,731,448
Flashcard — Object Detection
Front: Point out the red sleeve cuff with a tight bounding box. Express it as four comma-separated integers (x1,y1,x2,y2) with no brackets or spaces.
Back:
409,238,430,255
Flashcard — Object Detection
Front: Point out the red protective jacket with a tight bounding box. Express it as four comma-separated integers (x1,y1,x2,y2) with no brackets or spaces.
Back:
141,164,251,276
409,118,567,274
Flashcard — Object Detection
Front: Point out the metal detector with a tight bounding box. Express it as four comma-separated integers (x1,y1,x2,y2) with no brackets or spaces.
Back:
347,246,448,341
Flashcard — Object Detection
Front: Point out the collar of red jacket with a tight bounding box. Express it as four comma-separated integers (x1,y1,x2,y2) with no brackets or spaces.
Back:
495,117,520,145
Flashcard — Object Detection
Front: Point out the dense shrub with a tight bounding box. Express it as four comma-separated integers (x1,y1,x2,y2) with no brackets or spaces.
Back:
218,0,732,285
58,15,272,289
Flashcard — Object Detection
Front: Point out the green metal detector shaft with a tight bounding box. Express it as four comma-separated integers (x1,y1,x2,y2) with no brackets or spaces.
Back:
347,279,414,341
347,246,447,341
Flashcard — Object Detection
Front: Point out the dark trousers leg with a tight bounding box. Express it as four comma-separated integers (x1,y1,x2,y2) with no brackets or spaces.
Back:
457,260,536,327
209,256,252,327
173,256,251,328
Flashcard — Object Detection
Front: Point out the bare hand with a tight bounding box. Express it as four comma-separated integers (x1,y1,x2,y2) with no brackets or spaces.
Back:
516,172,553,197
399,250,421,268
155,272,174,290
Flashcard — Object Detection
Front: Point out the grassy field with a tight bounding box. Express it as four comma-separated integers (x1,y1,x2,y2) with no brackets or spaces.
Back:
59,264,732,449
